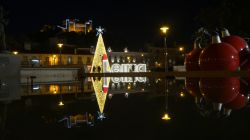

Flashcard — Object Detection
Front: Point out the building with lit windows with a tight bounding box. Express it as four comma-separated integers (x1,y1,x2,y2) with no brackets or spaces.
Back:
17,53,93,68
107,46,185,72
146,46,185,71
104,46,185,95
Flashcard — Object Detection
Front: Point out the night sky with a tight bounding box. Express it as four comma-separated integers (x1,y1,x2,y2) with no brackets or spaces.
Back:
4,0,215,49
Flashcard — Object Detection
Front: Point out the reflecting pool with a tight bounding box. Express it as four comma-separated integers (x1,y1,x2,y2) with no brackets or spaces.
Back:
1,76,250,139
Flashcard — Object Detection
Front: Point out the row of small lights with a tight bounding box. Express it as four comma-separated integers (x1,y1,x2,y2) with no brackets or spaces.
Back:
12,44,183,56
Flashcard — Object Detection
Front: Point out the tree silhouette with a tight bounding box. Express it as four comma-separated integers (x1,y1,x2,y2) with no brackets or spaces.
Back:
196,0,250,37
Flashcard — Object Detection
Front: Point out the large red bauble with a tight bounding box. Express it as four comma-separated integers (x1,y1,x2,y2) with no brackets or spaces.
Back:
222,35,246,52
185,48,203,71
185,78,201,97
224,94,248,110
199,77,240,104
199,42,239,71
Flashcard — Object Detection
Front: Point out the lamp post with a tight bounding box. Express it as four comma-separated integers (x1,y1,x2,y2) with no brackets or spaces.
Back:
107,47,113,63
160,26,169,72
84,22,89,35
52,55,56,66
179,46,184,52
57,43,63,65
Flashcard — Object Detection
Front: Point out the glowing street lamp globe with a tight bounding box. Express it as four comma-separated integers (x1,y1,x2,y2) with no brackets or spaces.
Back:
58,101,64,106
12,51,18,55
57,43,63,48
179,47,184,52
160,26,169,34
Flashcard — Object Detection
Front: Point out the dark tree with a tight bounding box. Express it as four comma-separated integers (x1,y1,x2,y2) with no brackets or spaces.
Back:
196,0,250,37
0,5,8,51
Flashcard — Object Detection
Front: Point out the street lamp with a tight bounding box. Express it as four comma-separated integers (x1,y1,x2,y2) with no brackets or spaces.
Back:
160,26,169,47
179,46,185,58
12,51,18,55
160,26,169,72
53,55,56,66
58,84,64,106
107,47,113,63
84,21,90,35
179,47,184,52
57,43,63,65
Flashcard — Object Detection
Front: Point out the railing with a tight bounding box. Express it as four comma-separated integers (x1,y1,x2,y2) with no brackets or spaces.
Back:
82,71,250,78
21,61,87,68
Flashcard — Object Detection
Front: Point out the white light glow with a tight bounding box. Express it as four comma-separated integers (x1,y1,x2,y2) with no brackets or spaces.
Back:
110,63,147,83
13,51,18,55
58,101,64,106
162,113,171,121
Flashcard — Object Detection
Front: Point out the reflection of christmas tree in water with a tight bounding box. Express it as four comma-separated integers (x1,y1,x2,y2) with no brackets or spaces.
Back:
90,27,111,120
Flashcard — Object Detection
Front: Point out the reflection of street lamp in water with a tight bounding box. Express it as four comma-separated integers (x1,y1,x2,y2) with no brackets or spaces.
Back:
58,101,64,106
58,84,64,106
162,79,171,121
162,113,171,121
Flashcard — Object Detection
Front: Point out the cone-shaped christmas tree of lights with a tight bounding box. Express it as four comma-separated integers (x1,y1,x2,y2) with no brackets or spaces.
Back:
91,27,111,113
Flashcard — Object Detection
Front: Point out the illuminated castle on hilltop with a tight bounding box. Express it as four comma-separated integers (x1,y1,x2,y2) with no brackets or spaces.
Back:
57,19,93,34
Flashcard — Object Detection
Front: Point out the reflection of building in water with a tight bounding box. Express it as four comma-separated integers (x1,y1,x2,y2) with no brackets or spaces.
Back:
109,82,148,95
58,112,95,128
21,82,93,96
